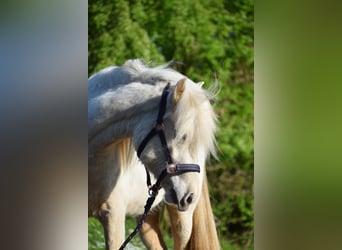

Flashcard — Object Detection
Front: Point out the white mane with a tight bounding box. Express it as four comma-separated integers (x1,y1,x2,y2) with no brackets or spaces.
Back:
88,59,217,159
173,80,217,159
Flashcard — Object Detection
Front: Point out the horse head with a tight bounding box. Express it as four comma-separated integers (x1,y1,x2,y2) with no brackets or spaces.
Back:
133,77,217,212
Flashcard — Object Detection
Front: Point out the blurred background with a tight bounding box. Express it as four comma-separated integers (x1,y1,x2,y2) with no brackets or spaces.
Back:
88,0,254,249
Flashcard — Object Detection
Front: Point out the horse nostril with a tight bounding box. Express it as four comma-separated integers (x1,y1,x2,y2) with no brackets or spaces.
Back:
178,192,194,211
180,198,185,207
186,193,194,204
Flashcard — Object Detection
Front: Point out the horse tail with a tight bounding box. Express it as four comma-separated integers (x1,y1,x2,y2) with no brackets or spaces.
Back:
188,173,221,250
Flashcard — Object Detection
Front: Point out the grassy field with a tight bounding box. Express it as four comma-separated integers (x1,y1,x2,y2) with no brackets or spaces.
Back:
88,217,174,250
88,216,253,250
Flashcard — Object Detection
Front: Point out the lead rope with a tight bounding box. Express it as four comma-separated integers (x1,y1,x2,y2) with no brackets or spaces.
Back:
118,169,167,250
118,84,171,250
118,163,201,250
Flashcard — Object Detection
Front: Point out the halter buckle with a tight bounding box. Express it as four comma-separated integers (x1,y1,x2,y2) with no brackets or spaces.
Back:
166,163,177,174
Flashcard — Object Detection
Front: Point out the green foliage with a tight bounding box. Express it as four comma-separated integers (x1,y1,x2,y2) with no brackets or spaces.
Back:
88,0,164,73
89,0,254,248
88,218,105,250
216,83,254,171
208,155,253,248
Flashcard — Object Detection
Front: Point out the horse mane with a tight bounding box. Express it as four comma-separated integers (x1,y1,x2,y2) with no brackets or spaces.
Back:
115,138,137,170
89,59,183,91
122,60,218,162
89,59,217,161
188,173,220,249
172,81,217,162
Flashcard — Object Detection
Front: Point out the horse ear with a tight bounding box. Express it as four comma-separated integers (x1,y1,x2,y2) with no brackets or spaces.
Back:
173,78,186,104
198,81,204,87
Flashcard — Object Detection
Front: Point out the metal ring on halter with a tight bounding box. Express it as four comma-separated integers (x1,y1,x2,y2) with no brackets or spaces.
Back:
148,185,159,197
154,122,164,131
166,163,177,174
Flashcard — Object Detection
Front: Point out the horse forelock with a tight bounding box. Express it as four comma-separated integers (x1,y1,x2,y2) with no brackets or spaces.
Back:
173,81,217,161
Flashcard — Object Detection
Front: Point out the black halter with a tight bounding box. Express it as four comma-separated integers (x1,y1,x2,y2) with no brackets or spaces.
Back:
118,82,200,250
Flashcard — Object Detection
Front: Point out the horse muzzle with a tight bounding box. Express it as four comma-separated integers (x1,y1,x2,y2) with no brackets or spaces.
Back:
165,187,196,212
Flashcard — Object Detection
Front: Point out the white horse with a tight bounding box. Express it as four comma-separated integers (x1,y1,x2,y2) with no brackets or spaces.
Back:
88,59,220,250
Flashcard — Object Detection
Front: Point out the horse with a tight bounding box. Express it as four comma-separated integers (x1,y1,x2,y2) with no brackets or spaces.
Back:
88,59,220,250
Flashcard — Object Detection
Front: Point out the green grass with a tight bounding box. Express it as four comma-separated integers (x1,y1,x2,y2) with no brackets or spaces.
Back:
88,216,173,250
88,216,250,250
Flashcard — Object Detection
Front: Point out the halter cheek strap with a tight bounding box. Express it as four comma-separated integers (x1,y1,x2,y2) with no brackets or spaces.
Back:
118,82,200,250
137,82,172,161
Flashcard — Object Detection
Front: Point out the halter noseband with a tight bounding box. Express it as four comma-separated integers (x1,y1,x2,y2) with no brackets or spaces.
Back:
118,82,200,250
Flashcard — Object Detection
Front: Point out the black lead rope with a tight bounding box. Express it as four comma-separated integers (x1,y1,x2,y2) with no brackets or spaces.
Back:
118,83,200,250
118,169,167,250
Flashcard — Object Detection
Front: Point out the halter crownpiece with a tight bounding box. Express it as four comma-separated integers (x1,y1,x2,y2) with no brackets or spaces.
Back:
118,82,201,250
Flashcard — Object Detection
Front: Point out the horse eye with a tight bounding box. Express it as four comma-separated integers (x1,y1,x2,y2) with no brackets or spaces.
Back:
181,134,187,142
